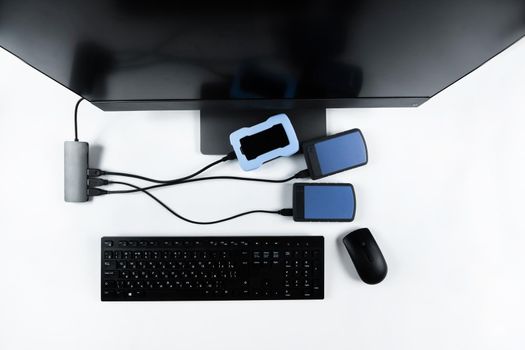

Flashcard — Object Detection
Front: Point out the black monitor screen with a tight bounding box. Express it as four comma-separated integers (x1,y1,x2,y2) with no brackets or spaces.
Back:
0,0,523,108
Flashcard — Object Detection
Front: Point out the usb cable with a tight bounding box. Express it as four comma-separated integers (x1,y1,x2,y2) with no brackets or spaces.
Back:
93,180,293,225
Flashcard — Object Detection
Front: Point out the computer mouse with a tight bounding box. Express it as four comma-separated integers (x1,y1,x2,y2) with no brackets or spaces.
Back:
343,228,387,284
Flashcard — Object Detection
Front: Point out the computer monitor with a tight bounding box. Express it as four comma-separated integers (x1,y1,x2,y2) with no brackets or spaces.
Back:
0,0,524,153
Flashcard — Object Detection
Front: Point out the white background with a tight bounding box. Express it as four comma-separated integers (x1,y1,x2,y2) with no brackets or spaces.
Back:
1,38,524,350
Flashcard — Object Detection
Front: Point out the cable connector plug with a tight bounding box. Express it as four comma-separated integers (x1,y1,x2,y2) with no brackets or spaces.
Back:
278,208,294,217
223,151,237,161
87,188,108,197
87,178,109,188
293,169,311,179
87,168,106,178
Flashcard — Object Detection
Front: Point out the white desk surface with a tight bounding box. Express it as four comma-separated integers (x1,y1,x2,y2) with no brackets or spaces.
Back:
1,39,524,350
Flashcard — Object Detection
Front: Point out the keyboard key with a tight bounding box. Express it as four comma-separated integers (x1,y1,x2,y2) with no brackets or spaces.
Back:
103,270,118,278
103,260,116,269
103,280,116,288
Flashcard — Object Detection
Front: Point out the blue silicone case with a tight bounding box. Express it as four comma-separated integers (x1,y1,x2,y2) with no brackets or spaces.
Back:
229,114,299,171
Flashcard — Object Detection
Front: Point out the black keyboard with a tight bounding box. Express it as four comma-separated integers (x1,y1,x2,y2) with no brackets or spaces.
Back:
101,236,324,301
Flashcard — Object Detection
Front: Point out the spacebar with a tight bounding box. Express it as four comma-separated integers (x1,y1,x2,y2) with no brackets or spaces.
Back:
138,289,224,300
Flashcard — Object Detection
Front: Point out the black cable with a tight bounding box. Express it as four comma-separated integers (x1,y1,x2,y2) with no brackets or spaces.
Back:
105,169,310,194
73,97,85,142
107,181,289,225
95,151,236,184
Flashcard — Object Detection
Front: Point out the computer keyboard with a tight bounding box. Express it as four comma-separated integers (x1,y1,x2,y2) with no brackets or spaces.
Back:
101,236,324,301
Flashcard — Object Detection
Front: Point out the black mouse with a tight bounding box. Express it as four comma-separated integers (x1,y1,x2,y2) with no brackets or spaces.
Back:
343,228,387,284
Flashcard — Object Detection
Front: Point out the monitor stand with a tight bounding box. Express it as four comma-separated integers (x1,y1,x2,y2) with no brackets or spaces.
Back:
200,108,327,155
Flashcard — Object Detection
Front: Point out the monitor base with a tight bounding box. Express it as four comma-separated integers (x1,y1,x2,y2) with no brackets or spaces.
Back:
200,108,326,155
